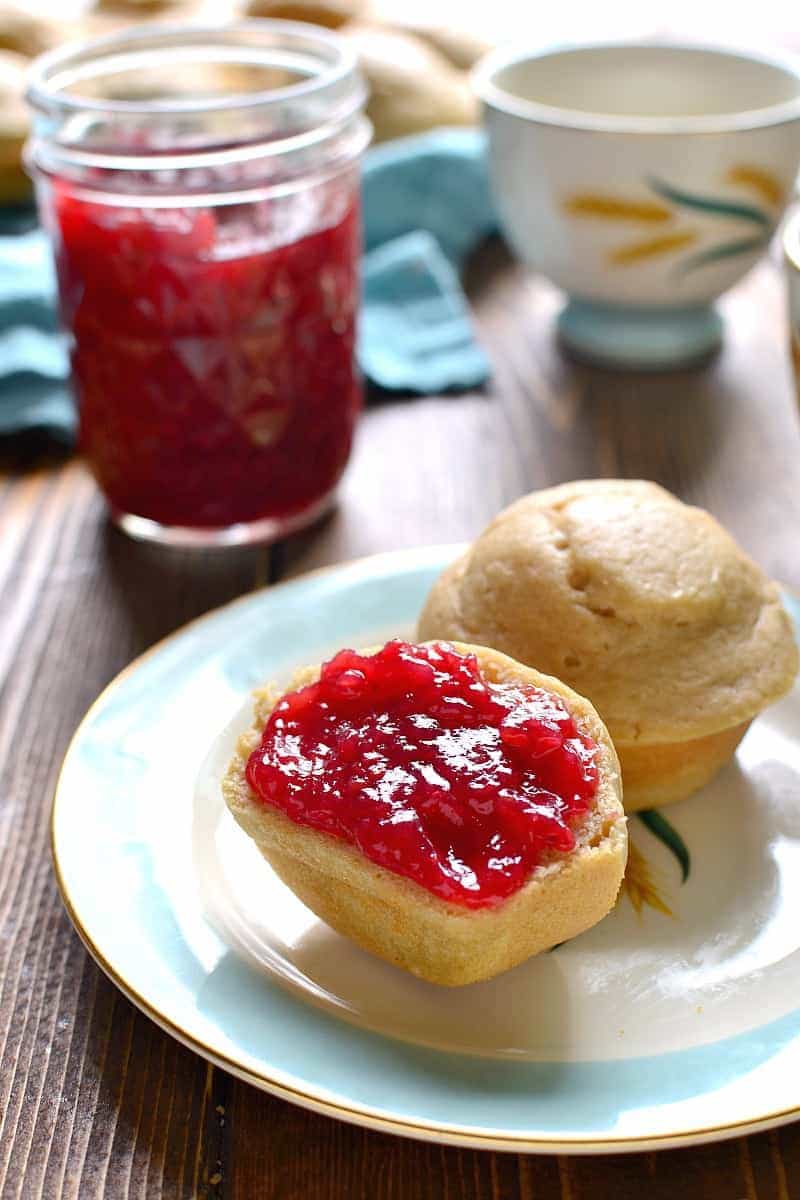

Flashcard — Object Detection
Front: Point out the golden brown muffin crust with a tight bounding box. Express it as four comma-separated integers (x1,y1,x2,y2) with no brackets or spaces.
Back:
418,480,798,744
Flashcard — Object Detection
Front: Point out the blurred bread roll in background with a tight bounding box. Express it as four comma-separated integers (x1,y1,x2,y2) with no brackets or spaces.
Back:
339,22,477,141
0,7,67,57
395,24,489,70
0,0,488,199
0,49,33,200
244,0,364,26
91,0,192,12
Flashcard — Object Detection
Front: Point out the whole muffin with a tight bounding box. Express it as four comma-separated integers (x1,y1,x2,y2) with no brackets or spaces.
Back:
417,480,798,810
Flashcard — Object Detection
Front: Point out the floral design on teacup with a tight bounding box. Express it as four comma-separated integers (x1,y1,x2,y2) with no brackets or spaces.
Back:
563,165,784,273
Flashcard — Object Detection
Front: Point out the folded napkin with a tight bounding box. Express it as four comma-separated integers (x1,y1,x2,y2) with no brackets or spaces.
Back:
0,128,494,444
0,217,76,441
361,128,494,392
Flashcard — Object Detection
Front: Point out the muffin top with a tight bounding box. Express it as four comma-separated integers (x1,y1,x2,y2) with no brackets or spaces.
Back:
417,479,798,744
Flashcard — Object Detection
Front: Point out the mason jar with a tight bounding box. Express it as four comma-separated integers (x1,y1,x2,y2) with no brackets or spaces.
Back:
26,22,370,546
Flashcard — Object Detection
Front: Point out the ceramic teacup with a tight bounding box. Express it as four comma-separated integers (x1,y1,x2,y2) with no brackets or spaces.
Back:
474,42,800,369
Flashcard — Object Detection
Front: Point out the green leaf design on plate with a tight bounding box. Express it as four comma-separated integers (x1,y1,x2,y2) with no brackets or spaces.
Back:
647,177,772,228
637,809,691,883
675,235,769,276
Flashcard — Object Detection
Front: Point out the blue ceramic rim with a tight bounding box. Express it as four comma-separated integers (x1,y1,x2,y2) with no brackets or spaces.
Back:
474,40,800,136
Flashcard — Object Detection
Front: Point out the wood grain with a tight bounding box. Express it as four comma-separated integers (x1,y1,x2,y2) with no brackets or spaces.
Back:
2,234,800,1198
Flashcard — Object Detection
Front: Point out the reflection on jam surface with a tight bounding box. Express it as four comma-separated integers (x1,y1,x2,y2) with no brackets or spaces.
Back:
51,179,361,528
246,641,599,908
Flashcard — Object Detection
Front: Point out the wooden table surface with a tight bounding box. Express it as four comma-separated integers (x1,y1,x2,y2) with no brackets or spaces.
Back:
2,234,800,1198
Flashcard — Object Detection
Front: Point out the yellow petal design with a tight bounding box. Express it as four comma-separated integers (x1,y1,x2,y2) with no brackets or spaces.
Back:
621,840,674,917
607,229,698,266
725,165,784,208
562,194,673,223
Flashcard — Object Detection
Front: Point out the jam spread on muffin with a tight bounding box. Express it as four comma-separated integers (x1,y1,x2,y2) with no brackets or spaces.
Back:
245,640,599,908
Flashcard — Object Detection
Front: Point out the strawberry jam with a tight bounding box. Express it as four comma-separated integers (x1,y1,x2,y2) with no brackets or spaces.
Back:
246,641,599,908
50,178,361,531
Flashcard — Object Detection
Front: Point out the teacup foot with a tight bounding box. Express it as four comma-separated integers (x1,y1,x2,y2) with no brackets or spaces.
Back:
557,300,723,370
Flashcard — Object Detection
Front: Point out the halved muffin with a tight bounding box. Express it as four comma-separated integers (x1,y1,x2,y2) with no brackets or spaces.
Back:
418,480,798,810
223,640,626,986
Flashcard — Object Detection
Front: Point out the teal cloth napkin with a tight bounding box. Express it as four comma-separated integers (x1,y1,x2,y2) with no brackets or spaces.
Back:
361,128,494,392
0,127,494,443
0,220,76,441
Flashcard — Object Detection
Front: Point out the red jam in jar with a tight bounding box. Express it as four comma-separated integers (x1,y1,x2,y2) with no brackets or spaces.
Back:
26,22,370,543
246,641,600,908
52,183,361,530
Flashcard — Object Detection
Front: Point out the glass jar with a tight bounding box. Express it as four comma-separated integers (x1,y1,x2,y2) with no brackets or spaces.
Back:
25,22,370,546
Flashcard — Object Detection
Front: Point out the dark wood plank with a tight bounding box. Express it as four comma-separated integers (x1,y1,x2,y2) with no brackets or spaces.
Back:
560,1136,777,1200
224,1090,564,1200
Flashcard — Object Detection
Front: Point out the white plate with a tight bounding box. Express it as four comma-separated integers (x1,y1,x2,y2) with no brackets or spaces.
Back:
52,545,800,1152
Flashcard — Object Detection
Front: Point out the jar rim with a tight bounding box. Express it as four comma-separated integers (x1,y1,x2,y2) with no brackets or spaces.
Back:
26,19,361,120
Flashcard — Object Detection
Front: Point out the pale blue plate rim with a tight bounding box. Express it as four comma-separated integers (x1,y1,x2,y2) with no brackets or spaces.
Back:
50,545,800,1154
